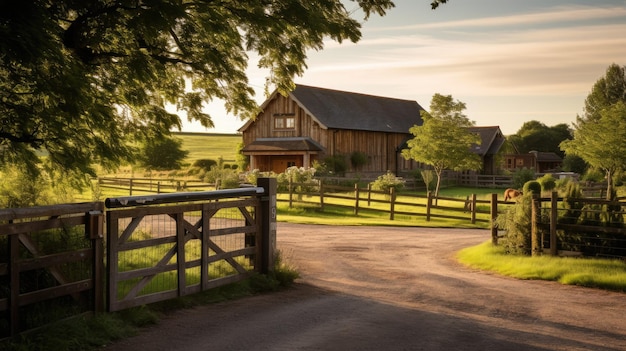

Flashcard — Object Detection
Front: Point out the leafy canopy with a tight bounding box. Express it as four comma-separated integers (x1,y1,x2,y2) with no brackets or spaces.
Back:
402,93,481,196
561,63,626,199
0,0,403,176
507,121,571,157
561,101,626,199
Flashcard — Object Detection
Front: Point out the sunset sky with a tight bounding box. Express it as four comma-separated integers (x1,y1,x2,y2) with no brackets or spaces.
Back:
182,0,626,136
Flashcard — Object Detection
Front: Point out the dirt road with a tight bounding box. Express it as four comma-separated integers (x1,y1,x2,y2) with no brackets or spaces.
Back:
104,223,626,351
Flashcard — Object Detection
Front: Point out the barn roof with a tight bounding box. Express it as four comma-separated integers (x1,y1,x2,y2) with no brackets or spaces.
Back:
239,84,424,133
290,85,424,132
468,126,505,156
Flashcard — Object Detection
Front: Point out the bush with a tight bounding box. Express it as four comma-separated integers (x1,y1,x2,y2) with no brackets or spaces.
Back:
512,168,535,189
192,159,217,170
277,167,318,193
537,174,556,192
350,151,368,171
323,155,347,176
523,180,542,195
371,171,405,193
496,193,534,255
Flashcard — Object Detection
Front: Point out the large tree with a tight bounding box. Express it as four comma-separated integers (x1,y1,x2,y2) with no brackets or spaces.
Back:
583,63,626,122
1,0,410,176
508,121,572,157
402,93,482,198
561,102,626,199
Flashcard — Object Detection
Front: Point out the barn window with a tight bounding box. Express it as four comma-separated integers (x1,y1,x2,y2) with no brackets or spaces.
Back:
273,113,295,130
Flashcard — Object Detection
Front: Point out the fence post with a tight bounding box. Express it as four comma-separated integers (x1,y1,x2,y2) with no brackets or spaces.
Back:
389,187,396,220
87,208,105,313
470,193,477,224
491,193,498,245
319,179,324,211
550,191,558,256
368,183,372,206
129,178,133,196
354,183,360,215
258,178,277,274
288,177,293,208
426,191,432,221
531,194,541,256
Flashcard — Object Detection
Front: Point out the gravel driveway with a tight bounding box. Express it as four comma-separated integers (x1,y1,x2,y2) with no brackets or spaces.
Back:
104,223,626,351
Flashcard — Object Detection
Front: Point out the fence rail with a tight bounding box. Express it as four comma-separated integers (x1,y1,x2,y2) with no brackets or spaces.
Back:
98,177,216,195
0,202,104,338
281,180,500,226
531,192,626,258
0,179,276,338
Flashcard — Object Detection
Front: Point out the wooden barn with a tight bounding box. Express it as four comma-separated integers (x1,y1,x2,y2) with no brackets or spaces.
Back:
468,126,507,175
239,85,425,176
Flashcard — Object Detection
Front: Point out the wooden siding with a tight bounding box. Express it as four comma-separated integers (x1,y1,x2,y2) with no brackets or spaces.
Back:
242,93,420,175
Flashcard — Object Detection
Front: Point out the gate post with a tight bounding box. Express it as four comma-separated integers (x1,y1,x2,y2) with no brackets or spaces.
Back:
258,178,277,274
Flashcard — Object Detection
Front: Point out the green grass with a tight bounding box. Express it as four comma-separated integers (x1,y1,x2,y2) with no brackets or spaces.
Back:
457,240,626,292
174,132,242,165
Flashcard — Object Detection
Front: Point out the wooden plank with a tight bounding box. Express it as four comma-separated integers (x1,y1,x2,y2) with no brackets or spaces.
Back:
19,280,92,306
0,216,85,236
18,248,92,271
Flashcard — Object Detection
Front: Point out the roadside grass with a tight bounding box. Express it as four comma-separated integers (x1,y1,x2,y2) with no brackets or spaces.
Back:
457,241,626,292
1,252,298,351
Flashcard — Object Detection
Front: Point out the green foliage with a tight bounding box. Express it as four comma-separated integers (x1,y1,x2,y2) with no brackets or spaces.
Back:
508,121,571,157
138,136,189,171
0,0,394,175
350,151,369,171
512,168,535,189
371,171,405,193
495,193,534,255
235,142,249,171
562,154,587,174
204,166,240,189
537,174,556,192
192,159,218,170
562,66,626,199
581,168,605,183
277,167,318,193
523,180,542,195
420,169,435,192
582,63,626,122
322,155,348,176
402,93,482,197
0,165,48,207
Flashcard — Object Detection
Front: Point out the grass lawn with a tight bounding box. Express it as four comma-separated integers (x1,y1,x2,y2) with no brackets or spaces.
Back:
457,241,626,292
174,132,242,165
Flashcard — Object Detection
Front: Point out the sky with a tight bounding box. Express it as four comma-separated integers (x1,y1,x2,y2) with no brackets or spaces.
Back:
179,0,626,136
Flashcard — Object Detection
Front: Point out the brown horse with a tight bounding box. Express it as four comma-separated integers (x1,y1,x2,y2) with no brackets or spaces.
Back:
504,188,522,201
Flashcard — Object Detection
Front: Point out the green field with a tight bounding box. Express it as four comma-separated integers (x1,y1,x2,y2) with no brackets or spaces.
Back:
174,132,242,165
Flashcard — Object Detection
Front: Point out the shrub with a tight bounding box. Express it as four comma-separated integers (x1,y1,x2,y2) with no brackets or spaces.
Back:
371,171,405,193
523,180,542,195
512,168,535,189
350,151,368,171
277,167,318,193
537,174,556,192
323,155,347,176
192,159,218,170
495,193,533,255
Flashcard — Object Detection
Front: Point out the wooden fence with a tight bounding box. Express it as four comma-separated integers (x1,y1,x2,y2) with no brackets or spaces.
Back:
531,192,626,258
280,180,501,229
98,177,216,195
0,202,105,338
0,179,276,337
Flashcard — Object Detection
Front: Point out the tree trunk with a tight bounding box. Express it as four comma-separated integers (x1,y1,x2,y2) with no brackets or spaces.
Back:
606,169,613,200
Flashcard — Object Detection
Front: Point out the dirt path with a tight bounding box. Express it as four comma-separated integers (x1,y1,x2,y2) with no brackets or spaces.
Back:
103,223,626,351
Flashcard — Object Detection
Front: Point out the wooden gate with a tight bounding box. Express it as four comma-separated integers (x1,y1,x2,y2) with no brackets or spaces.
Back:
0,203,105,337
105,183,276,312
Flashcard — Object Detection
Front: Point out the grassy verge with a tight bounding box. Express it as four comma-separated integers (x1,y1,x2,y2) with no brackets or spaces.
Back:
457,241,626,292
0,253,298,351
